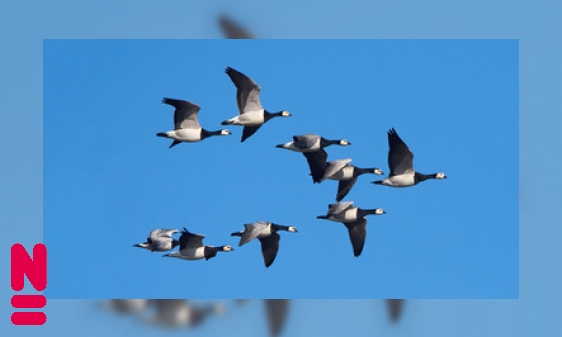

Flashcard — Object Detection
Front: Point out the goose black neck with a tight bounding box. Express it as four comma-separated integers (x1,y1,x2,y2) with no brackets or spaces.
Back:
414,172,438,183
320,138,341,147
204,246,219,260
354,167,375,175
264,110,283,121
357,208,380,217
271,224,290,232
201,129,223,138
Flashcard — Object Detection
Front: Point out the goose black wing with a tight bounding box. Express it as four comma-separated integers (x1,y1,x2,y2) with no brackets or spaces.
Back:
387,128,414,176
259,232,280,267
344,218,367,257
336,176,359,202
162,98,201,129
179,228,205,250
241,125,263,142
303,149,328,183
225,67,262,114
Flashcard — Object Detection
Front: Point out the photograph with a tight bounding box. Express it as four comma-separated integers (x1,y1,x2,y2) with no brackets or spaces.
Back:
43,39,518,299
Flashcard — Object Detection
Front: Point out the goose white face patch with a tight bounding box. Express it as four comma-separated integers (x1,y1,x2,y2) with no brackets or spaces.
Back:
340,139,350,146
436,172,447,179
221,129,231,135
281,110,291,117
374,168,383,175
375,208,386,215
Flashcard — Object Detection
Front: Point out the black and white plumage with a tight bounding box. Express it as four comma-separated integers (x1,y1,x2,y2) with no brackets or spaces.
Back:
276,134,351,153
317,201,385,257
157,98,231,148
373,128,446,187
163,228,233,261
231,222,297,267
218,15,254,39
276,134,351,183
133,229,179,252
222,67,291,142
319,158,384,201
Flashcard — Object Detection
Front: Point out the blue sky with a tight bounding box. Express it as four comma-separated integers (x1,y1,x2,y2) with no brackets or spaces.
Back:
1,0,561,336
42,39,517,299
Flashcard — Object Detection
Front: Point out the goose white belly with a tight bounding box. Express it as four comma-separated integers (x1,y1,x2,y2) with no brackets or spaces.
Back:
171,128,203,142
229,110,265,125
255,226,273,238
327,207,358,222
383,173,416,187
342,207,359,222
327,165,354,181
181,247,206,260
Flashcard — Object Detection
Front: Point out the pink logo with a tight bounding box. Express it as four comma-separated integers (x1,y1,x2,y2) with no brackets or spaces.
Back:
11,243,47,325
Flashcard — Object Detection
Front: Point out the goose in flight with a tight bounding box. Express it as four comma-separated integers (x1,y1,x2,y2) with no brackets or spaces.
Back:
133,228,179,252
163,228,233,261
222,67,291,142
157,98,231,148
276,134,351,183
231,222,297,267
317,201,385,257
373,128,446,187
319,158,383,201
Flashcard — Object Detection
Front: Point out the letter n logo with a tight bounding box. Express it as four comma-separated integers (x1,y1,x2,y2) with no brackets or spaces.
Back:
11,243,47,325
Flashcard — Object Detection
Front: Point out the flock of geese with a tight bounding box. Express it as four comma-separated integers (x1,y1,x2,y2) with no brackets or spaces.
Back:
134,64,447,266
121,18,415,337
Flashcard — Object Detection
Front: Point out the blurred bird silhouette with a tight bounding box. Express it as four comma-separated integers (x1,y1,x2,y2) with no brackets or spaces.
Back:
218,15,254,39
102,299,149,314
234,299,290,336
386,299,405,322
146,299,224,328
265,299,290,336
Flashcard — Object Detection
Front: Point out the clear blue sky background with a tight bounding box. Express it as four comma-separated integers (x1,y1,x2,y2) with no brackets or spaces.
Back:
1,0,561,336
43,39,517,299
